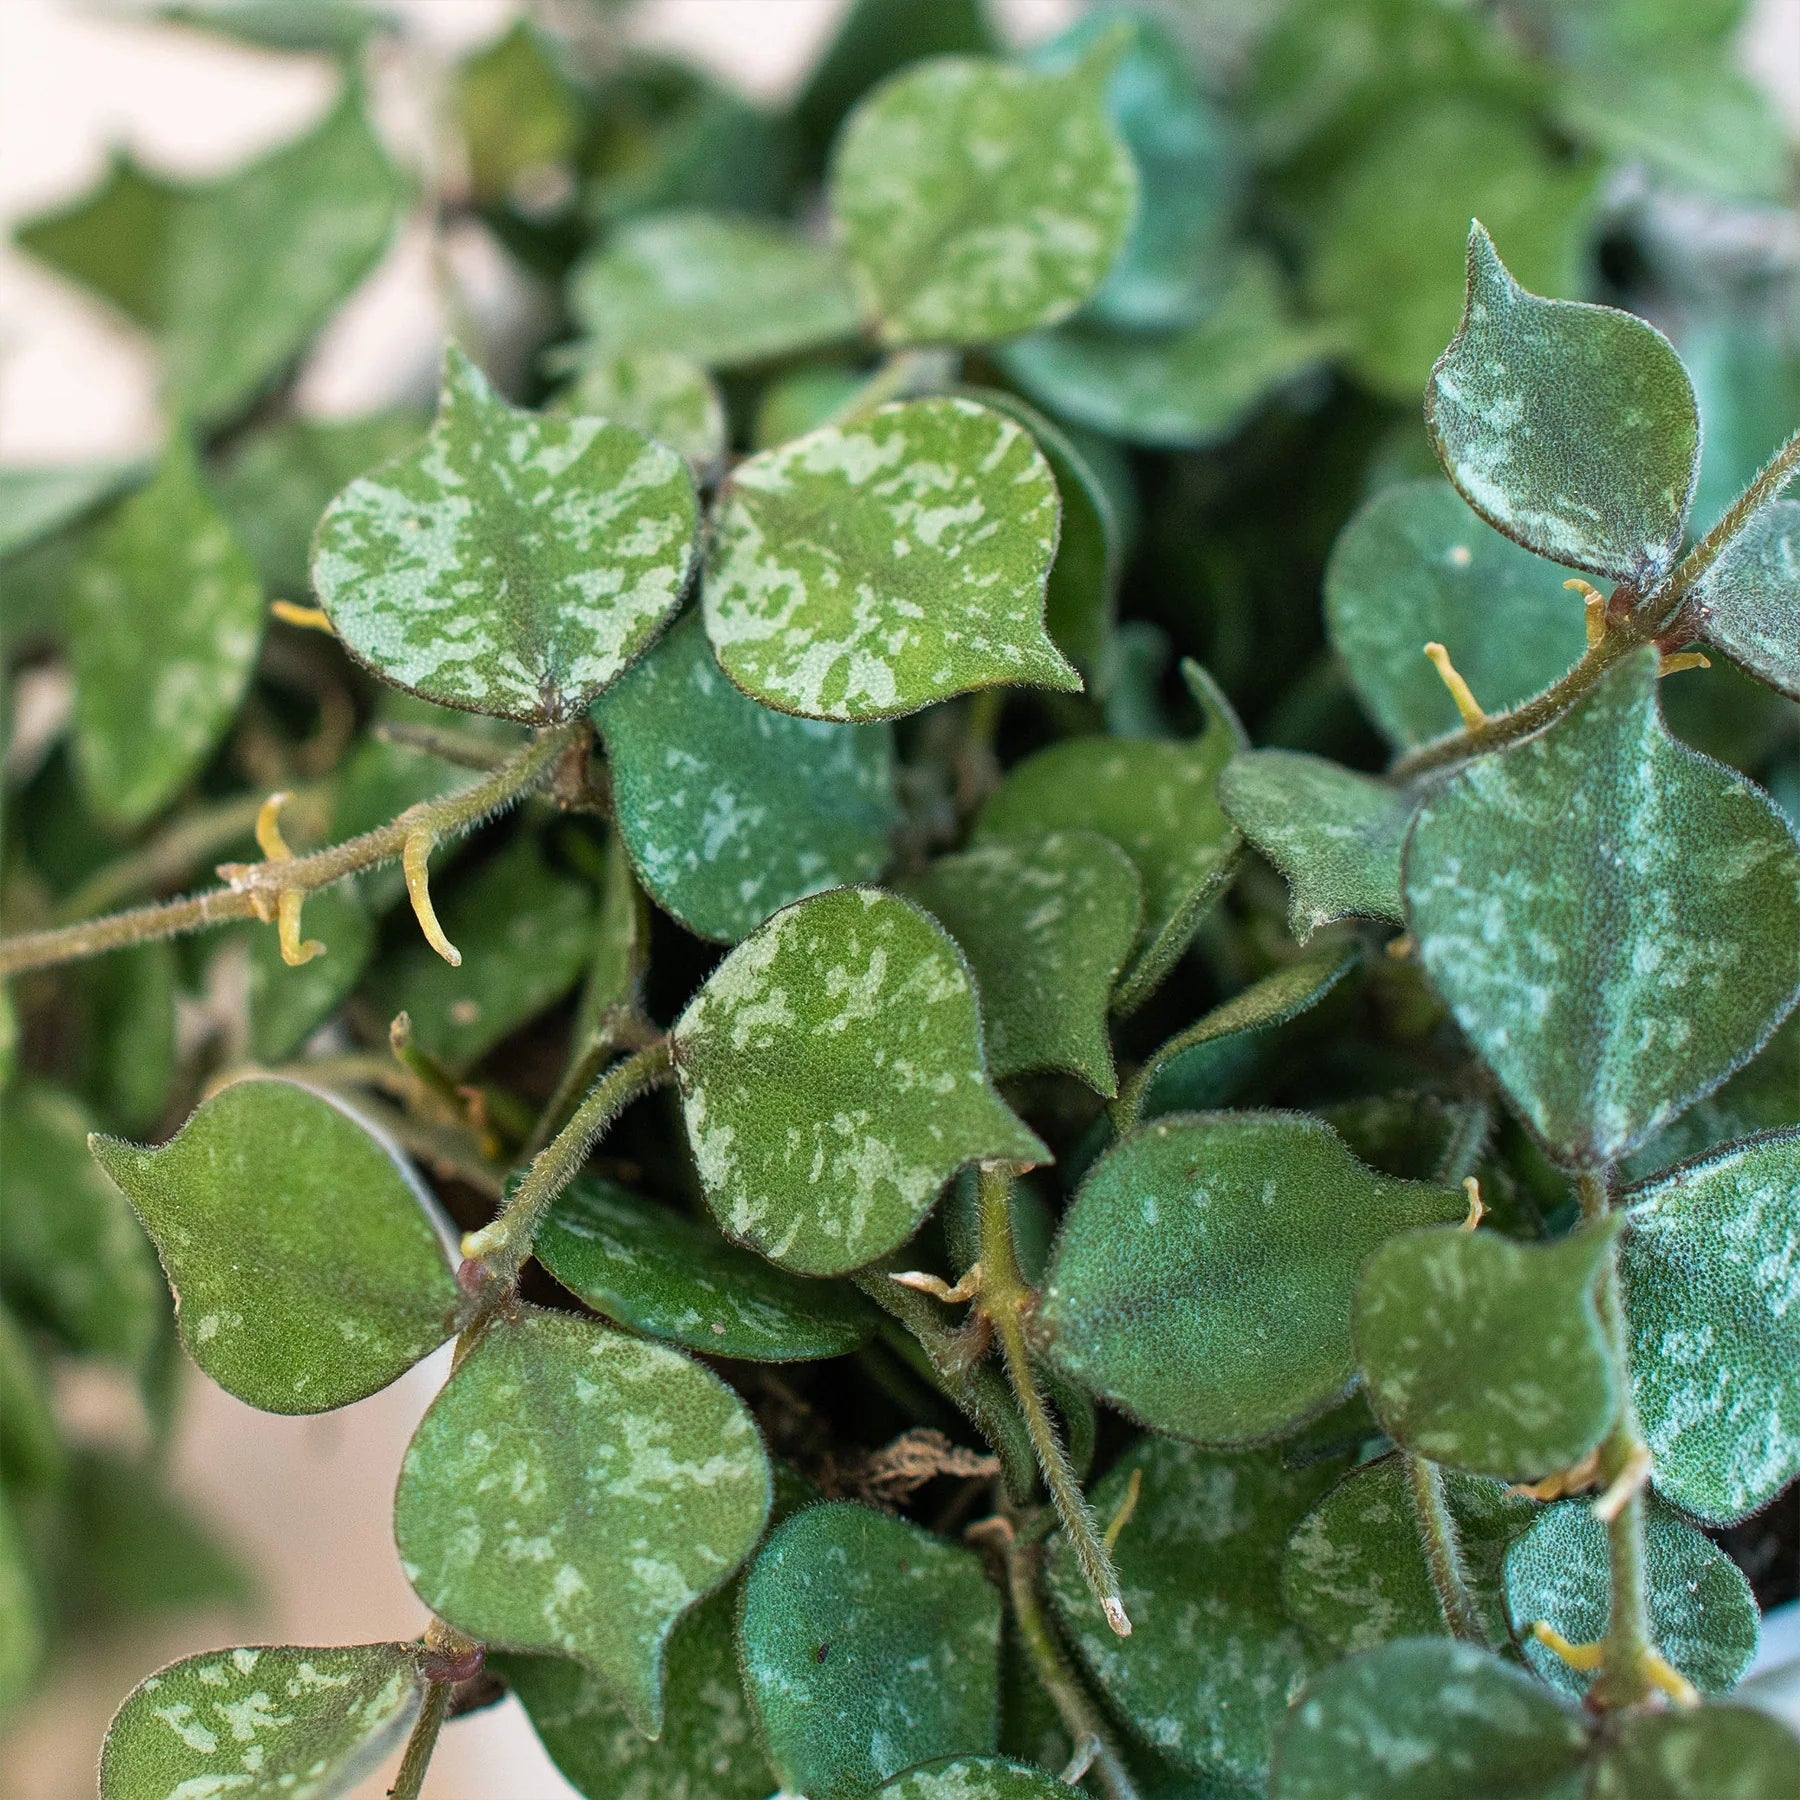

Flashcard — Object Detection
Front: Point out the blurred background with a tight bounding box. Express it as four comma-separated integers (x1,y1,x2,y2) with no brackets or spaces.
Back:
2,1,1799,1795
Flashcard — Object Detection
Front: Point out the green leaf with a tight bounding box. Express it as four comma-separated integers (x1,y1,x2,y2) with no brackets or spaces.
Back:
1506,1496,1757,1698
977,662,1243,1006
69,435,264,828
997,253,1335,448
0,1083,163,1370
1268,1639,1587,1800
672,888,1044,1276
1683,319,1800,538
248,885,376,1063
755,363,870,449
157,1,393,55
498,1584,773,1800
1589,1708,1800,1800
535,1177,875,1362
828,45,1137,346
313,348,697,721
0,1306,64,1491
902,831,1142,1094
1282,1451,1534,1657
1354,1220,1620,1480
1041,1112,1464,1445
98,1641,425,1800
1626,1009,1800,1178
703,396,1078,721
1047,1436,1345,1785
395,1305,770,1734
1219,751,1411,939
77,942,178,1135
91,1077,459,1413
363,829,596,1073
569,211,860,368
1308,102,1596,401
554,348,727,474
0,1486,45,1723
1621,1129,1800,1523
738,1501,1001,1800
1426,224,1700,584
454,19,581,207
597,613,897,942
1692,499,1800,702
569,828,651,1054
1403,650,1800,1166
876,1758,1074,1799
18,90,402,424
0,460,138,561
1324,480,1588,752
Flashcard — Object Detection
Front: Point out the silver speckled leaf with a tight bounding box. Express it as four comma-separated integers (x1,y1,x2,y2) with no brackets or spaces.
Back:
1589,1708,1800,1800
552,346,727,474
1693,498,1800,701
313,348,698,721
703,396,1079,721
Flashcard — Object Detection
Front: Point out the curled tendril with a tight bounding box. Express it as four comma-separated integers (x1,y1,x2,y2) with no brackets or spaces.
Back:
252,793,324,967
404,830,461,966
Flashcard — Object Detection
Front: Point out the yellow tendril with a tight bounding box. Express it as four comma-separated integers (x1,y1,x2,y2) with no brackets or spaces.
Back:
403,830,461,966
1592,1442,1652,1524
1646,1651,1700,1706
1385,933,1415,961
1658,651,1711,677
1423,642,1486,729
1507,1446,1603,1502
1460,1176,1484,1231
1531,1622,1605,1671
890,1266,983,1304
253,793,324,966
270,601,334,633
1563,578,1608,649
1103,1466,1143,1552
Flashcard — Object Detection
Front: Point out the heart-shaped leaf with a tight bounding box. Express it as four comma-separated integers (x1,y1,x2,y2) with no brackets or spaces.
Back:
1324,480,1587,752
672,888,1045,1277
902,831,1142,1094
1269,1640,1587,1800
1355,1221,1620,1480
1282,1451,1535,1658
738,1501,1001,1800
1219,751,1413,939
828,46,1136,345
597,613,898,943
1404,650,1800,1166
1589,1708,1800,1800
535,1177,876,1362
703,396,1079,721
98,1642,425,1800
1506,1496,1757,1699
1040,1112,1464,1445
69,435,264,828
394,1305,770,1735
91,1078,459,1414
1426,225,1700,583
1047,1436,1345,1785
977,661,1244,1008
313,348,699,722
569,210,860,369
1692,498,1800,701
876,1757,1074,1799
553,347,727,473
1621,1129,1800,1523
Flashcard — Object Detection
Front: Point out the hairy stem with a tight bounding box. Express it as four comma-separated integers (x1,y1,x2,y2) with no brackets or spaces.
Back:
388,1681,450,1800
1404,1451,1487,1645
0,722,582,977
1664,426,1800,605
978,1164,1128,1637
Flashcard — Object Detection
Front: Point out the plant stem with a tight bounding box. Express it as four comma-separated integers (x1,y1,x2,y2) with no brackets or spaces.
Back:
459,1039,673,1291
1664,426,1800,605
1403,1451,1487,1645
0,722,582,976
977,1164,1128,1637
1001,1529,1141,1800
388,1678,450,1800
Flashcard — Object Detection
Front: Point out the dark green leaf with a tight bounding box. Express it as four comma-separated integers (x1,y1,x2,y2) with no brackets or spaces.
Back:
1041,1112,1464,1444
1625,1009,1800,1178
877,1758,1074,1799
395,1305,770,1734
247,885,375,1063
672,888,1044,1276
1693,499,1800,701
569,829,651,1054
902,831,1142,1094
69,435,263,828
554,348,727,474
1355,1220,1620,1480
0,1305,63,1492
597,613,897,942
1403,650,1800,1166
703,397,1078,721
313,348,698,722
77,942,177,1135
91,1077,460,1413
0,1486,44,1722
1589,1707,1800,1799
1426,225,1700,583
738,1501,1001,1800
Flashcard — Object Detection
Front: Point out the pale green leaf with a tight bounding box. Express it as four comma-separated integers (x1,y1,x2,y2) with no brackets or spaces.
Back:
313,348,698,721
554,348,727,474
1693,498,1800,702
1403,649,1800,1166
1589,1708,1800,1800
877,1758,1074,1799
1355,1221,1620,1480
98,1642,424,1800
1040,1112,1464,1445
69,435,264,828
672,888,1045,1276
569,211,860,368
738,1501,1001,1800
597,613,897,943
703,396,1078,721
1426,224,1700,583
828,46,1137,346
394,1305,770,1735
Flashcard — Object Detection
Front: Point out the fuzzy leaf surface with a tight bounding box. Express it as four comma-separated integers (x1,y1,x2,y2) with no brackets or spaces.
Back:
555,348,727,473
876,1758,1073,1799
1692,498,1800,701
1589,1708,1800,1800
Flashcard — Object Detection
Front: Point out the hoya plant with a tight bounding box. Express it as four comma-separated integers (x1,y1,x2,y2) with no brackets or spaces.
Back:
2,2,1798,1797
